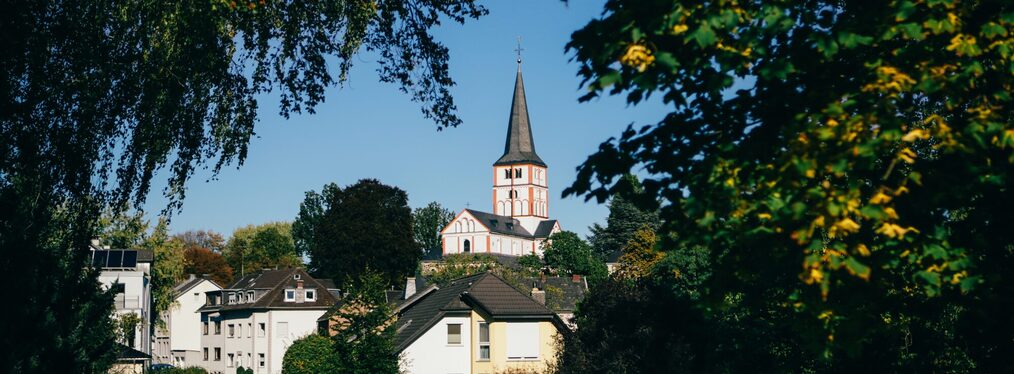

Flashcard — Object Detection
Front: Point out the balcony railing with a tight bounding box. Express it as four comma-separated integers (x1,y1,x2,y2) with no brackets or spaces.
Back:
113,294,141,310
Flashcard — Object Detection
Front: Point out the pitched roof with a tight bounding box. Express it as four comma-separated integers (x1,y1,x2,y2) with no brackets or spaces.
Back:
199,268,337,312
533,220,558,237
394,272,558,352
463,209,554,239
116,343,150,361
528,276,588,312
173,275,221,295
494,66,545,167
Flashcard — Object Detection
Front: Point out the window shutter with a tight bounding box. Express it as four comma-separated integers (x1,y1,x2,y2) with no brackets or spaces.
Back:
506,322,540,360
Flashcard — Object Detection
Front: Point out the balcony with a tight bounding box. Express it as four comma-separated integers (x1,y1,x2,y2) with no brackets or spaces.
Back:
113,294,141,310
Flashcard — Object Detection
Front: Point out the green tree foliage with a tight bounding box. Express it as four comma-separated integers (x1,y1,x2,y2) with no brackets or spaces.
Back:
2,1,484,370
282,335,341,374
174,230,227,253
144,218,188,329
588,187,661,260
294,179,419,288
330,270,400,374
224,222,301,277
112,312,142,348
517,253,545,274
613,226,663,281
542,231,607,283
412,201,455,252
564,0,1014,370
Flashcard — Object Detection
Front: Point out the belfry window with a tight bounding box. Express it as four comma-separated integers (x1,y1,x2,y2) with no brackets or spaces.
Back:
516,168,523,178
505,169,511,179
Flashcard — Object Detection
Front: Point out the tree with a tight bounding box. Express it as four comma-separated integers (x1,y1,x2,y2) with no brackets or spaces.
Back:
112,312,143,348
330,270,400,374
613,226,663,281
223,222,301,277
281,335,339,374
294,180,419,287
564,0,1014,370
542,231,607,284
174,230,227,254
184,247,235,287
412,201,455,252
588,178,661,260
3,1,484,370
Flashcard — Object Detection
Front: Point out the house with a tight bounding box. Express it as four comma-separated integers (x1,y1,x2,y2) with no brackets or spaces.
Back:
441,61,561,257
395,271,567,374
109,343,151,374
90,241,154,355
153,275,223,366
197,268,337,374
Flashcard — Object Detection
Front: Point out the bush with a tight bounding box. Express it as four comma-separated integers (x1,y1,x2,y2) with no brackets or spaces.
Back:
282,335,338,374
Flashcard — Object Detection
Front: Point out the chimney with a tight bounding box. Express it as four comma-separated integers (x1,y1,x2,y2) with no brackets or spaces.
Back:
531,287,546,305
572,274,582,283
296,279,304,289
405,277,417,299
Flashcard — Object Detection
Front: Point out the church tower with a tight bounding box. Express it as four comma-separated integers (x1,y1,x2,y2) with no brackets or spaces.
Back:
492,62,548,235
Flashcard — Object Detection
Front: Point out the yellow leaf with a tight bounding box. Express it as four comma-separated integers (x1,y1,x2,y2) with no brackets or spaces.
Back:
672,24,689,34
870,191,892,204
902,129,929,142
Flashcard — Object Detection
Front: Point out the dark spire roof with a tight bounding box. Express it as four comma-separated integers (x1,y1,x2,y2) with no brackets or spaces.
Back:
494,65,546,167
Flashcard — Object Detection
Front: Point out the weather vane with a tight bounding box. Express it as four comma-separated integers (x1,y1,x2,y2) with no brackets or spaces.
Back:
514,36,524,65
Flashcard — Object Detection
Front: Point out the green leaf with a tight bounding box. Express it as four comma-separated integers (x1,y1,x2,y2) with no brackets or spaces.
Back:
844,257,872,279
837,32,874,49
692,23,717,48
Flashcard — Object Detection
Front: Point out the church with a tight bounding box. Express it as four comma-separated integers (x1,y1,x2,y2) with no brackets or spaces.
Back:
440,62,561,257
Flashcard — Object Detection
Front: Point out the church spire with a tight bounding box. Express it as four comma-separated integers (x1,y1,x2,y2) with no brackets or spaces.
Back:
494,45,545,167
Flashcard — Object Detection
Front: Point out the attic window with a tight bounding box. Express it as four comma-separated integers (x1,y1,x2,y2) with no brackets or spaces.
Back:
490,220,498,228
506,223,514,230
305,289,316,301
293,274,301,280
284,289,295,301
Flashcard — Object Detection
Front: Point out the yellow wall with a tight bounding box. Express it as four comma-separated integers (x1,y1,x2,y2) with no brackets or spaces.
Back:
470,310,559,374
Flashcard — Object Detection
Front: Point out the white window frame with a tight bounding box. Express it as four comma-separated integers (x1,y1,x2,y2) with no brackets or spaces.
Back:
305,289,316,301
478,321,490,361
227,353,234,367
284,289,296,301
447,323,462,345
258,353,265,367
228,324,235,338
258,323,266,337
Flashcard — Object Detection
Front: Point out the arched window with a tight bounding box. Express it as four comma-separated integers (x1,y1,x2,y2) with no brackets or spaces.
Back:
463,239,471,253
497,201,505,215
455,221,461,232
521,200,529,215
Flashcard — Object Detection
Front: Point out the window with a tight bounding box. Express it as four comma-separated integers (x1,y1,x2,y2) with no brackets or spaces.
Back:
228,324,235,337
203,321,208,335
293,273,301,280
506,323,540,360
258,353,265,368
111,283,125,294
504,169,511,179
247,291,254,301
478,322,490,360
214,321,221,335
284,289,296,301
305,290,316,301
228,293,236,304
447,324,462,345
227,353,234,367
258,323,266,337
203,348,208,361
463,240,471,253
516,168,523,178
247,323,252,338
277,322,289,337
214,347,221,361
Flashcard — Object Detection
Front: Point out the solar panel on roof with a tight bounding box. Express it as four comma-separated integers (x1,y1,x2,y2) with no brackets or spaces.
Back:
122,250,137,267
92,250,108,268
106,250,123,267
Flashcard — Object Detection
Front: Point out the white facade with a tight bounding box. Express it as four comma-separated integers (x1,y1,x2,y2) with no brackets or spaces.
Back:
95,252,152,355
400,316,472,374
441,211,561,257
154,277,222,366
197,309,325,374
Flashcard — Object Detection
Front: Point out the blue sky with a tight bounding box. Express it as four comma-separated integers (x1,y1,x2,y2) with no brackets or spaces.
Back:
146,0,670,239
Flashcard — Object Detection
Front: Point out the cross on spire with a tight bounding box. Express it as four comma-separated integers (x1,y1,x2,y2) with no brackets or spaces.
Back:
514,36,524,66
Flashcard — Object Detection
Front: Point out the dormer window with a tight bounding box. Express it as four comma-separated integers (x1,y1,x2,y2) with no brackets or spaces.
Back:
506,223,514,231
247,291,254,301
284,289,296,302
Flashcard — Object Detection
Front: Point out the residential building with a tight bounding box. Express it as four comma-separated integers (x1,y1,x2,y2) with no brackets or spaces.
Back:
197,268,337,374
153,275,222,366
395,272,567,374
441,61,561,257
91,242,154,355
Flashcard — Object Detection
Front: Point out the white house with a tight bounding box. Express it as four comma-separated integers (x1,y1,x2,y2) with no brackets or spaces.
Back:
196,268,337,374
395,272,566,374
153,275,223,366
91,242,154,355
441,62,561,257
